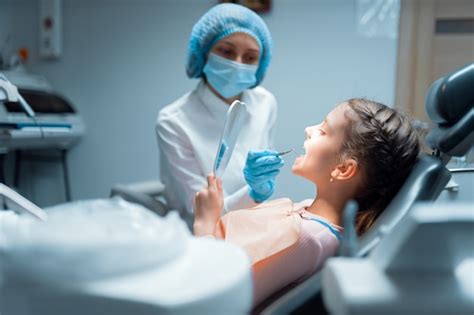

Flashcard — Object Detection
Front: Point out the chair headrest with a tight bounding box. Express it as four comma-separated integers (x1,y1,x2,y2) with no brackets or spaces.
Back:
426,108,474,157
425,63,474,126
425,63,474,157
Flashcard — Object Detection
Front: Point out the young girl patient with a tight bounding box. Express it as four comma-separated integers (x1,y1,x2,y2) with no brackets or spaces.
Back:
192,98,421,306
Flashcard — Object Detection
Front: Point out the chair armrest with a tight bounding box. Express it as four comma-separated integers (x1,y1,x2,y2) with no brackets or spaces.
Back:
110,180,167,216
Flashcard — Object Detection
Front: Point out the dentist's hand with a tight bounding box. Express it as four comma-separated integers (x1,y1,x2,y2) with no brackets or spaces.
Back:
244,150,284,203
193,175,224,236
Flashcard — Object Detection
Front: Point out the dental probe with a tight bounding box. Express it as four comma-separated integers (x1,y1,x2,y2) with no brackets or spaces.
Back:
276,149,295,156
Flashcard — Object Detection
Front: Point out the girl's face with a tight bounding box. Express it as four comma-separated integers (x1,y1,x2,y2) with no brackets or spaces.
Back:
210,32,260,65
292,103,349,183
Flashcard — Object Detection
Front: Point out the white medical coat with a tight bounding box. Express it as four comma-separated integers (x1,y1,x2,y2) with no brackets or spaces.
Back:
156,80,277,218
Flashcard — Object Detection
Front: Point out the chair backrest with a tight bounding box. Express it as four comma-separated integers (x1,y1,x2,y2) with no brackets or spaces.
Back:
357,155,451,256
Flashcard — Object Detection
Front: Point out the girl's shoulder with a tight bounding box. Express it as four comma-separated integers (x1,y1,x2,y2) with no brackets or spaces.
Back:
299,211,343,242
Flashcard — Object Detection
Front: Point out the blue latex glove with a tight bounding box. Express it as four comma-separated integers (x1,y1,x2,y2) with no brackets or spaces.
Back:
244,150,284,203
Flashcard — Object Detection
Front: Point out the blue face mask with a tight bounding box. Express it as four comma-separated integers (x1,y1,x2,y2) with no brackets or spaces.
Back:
203,53,258,98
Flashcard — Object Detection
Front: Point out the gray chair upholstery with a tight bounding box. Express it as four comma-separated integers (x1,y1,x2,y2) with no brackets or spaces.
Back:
357,155,451,256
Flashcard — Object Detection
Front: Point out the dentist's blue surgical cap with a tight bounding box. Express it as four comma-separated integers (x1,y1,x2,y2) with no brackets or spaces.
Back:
186,3,272,87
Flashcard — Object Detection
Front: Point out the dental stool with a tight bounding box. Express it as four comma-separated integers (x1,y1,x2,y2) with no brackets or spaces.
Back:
257,62,474,315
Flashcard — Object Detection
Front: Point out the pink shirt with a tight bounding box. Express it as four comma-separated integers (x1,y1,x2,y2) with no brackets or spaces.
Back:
212,198,343,306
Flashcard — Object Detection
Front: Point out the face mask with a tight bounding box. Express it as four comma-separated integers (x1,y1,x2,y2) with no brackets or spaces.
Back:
203,53,258,98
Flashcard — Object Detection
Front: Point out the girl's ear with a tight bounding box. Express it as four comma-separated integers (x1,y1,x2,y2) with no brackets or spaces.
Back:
331,158,359,181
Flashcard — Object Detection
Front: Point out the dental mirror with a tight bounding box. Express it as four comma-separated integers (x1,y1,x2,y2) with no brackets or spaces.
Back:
213,100,249,179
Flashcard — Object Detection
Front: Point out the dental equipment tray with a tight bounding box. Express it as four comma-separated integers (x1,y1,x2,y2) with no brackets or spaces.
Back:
0,122,72,129
0,71,84,151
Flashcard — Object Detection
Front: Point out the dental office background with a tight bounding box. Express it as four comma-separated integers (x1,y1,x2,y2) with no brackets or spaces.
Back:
1,0,398,207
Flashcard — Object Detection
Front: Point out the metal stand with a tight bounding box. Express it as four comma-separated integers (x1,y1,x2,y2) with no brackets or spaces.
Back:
14,150,21,188
61,149,71,202
0,153,5,209
0,153,5,184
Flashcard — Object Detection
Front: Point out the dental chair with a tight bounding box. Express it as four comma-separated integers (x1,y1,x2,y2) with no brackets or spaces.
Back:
256,62,474,315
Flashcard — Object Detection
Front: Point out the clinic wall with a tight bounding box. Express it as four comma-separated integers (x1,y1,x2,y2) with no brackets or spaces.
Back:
0,0,397,206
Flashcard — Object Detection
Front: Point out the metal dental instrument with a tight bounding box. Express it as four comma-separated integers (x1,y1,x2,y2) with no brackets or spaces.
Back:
276,149,295,157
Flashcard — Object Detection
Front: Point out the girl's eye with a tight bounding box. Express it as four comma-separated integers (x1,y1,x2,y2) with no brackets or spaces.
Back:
318,129,326,135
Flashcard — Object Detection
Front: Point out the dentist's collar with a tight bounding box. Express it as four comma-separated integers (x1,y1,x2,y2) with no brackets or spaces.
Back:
196,80,249,121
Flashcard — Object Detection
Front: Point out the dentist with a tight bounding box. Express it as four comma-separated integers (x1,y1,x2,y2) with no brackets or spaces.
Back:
156,3,283,222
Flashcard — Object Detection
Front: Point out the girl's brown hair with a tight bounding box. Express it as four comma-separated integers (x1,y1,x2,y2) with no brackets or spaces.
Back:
341,98,420,235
